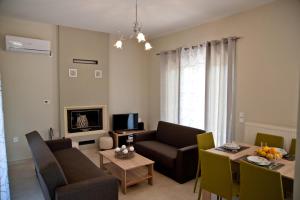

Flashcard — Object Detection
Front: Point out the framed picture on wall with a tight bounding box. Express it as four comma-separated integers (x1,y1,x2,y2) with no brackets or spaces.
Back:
95,69,102,79
69,68,77,78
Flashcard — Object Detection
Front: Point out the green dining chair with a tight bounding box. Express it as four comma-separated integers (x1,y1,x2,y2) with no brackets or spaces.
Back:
240,161,284,200
255,132,284,148
198,150,239,200
193,132,215,193
289,138,296,156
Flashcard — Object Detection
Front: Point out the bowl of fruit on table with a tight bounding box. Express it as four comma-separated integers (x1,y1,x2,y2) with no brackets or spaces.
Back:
256,146,283,160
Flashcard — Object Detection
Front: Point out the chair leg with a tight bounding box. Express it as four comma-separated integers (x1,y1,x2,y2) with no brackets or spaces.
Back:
193,164,200,193
198,188,202,200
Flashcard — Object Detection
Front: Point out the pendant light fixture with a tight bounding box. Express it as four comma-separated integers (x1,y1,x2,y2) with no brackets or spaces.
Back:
114,0,152,50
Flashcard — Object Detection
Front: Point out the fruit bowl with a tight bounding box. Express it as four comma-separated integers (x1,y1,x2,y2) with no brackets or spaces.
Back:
114,146,135,160
256,146,282,160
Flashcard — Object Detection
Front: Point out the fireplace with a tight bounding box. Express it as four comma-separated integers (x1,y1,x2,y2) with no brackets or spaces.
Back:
64,105,108,137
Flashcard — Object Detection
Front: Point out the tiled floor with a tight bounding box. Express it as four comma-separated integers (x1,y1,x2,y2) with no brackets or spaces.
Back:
8,149,216,200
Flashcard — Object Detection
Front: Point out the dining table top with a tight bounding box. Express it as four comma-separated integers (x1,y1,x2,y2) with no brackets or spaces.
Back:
206,143,295,180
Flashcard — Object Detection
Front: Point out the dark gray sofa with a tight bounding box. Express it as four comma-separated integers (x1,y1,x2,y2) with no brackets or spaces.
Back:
26,131,118,200
134,121,205,183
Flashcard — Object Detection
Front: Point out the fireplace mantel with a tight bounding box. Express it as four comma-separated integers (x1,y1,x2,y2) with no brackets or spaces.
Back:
64,105,108,138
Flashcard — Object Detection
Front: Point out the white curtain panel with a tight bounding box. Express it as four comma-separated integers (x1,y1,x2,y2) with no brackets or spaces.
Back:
160,50,180,123
180,45,206,129
205,38,236,146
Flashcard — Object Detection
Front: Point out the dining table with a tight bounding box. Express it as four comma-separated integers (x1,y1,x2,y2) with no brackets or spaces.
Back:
200,143,295,200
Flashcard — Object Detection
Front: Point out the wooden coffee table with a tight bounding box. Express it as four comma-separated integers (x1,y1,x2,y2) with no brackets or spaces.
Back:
99,149,154,194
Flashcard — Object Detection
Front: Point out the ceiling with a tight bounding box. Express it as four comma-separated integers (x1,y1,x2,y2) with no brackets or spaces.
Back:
0,0,275,38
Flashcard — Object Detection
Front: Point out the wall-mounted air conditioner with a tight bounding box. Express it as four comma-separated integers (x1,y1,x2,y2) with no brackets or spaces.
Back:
5,35,51,56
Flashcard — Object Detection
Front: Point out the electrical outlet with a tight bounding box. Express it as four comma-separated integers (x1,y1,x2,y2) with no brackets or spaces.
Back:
13,137,19,143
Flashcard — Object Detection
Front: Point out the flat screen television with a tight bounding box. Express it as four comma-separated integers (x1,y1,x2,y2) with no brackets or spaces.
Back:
112,113,138,131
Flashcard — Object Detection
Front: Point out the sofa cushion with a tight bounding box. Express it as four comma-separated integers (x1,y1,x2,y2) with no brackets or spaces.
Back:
54,148,105,184
26,131,68,200
134,140,177,169
156,121,205,148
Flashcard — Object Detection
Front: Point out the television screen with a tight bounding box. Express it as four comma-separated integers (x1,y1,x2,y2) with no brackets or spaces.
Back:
112,113,138,131
67,108,103,133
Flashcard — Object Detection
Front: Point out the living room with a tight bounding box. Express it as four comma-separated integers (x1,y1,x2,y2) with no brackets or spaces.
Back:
0,0,300,200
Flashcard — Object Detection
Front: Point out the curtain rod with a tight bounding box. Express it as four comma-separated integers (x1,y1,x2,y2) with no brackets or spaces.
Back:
155,36,241,56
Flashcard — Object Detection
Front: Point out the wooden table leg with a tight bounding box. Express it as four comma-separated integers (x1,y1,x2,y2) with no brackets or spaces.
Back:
147,164,154,185
121,170,127,194
99,154,104,169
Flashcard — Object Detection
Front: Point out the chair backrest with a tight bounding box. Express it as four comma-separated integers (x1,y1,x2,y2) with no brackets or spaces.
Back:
26,131,67,200
197,132,215,158
240,161,284,200
255,132,284,148
156,121,205,148
289,138,296,156
200,150,233,199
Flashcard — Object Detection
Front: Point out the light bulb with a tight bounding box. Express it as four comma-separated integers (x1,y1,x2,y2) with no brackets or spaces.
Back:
114,40,123,49
137,32,146,43
145,42,152,50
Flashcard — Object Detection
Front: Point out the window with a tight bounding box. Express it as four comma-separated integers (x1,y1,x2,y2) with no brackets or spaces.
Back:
179,47,206,129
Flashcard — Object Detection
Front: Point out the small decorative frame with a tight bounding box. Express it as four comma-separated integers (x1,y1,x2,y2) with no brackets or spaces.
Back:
95,69,102,79
69,68,77,78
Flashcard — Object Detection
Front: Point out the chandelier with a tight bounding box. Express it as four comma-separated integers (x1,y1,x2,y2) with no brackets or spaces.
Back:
114,0,152,50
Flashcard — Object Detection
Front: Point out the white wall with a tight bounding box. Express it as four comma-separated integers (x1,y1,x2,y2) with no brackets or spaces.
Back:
148,0,300,140
108,35,149,129
0,17,59,161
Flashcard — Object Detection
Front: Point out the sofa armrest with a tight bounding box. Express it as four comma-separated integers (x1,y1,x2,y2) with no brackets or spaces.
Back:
55,175,118,200
175,144,198,183
134,130,157,142
46,138,72,152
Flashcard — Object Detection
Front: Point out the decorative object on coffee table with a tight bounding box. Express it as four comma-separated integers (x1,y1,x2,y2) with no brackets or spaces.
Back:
115,145,135,159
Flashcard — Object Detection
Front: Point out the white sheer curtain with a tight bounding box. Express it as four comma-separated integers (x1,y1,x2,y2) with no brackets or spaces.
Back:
160,50,180,123
180,45,206,129
159,38,237,146
0,79,10,200
205,38,236,146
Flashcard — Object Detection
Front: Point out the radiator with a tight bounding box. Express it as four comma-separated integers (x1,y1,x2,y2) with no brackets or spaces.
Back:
244,122,296,150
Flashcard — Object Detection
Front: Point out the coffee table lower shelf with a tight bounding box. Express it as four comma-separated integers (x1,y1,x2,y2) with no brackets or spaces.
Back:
103,162,153,193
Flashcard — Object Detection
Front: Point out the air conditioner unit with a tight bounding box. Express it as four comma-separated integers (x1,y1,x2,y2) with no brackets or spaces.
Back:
5,35,51,56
